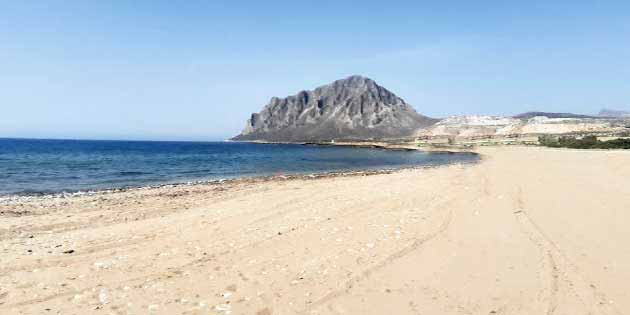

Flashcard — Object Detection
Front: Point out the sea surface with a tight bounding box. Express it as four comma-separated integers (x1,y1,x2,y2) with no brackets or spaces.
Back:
0,138,478,196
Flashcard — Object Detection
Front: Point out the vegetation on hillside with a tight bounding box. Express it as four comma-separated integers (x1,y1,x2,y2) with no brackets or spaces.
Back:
538,135,630,149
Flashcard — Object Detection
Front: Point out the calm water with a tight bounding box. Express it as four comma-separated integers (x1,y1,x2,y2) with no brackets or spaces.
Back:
0,138,478,196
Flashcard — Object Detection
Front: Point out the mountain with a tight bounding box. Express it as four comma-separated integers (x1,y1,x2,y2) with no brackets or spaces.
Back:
513,112,597,119
232,76,437,142
599,108,630,118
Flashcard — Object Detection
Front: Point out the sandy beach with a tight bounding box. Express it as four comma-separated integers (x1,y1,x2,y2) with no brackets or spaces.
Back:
1,146,629,315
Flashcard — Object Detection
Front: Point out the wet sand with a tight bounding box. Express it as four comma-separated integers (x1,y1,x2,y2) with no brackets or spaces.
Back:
1,146,629,314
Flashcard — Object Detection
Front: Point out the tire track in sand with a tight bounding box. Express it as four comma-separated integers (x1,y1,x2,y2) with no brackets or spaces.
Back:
300,201,454,314
513,187,620,315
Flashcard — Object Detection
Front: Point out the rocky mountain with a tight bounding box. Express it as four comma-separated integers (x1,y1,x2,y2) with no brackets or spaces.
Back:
232,76,437,142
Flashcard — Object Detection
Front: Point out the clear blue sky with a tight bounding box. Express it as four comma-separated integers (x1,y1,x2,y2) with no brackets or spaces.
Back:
1,1,629,140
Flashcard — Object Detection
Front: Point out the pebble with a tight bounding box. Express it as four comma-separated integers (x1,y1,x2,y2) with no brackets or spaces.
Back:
215,303,232,313
98,289,109,304
94,261,110,269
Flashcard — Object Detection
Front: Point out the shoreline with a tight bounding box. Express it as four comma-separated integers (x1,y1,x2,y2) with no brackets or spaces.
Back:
0,142,478,201
234,139,479,153
0,156,479,205
6,137,628,201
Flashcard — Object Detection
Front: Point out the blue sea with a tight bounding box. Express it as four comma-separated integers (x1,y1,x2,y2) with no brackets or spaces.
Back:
0,138,478,196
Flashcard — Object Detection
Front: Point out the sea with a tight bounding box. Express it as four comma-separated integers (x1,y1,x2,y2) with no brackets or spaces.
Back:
0,138,478,196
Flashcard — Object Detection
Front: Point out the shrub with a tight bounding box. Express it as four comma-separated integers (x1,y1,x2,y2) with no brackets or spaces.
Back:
538,135,630,149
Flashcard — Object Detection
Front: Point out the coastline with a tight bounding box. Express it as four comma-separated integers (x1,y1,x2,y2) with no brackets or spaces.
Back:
0,156,478,206
0,142,478,201
234,139,478,153
1,146,629,314
2,146,630,314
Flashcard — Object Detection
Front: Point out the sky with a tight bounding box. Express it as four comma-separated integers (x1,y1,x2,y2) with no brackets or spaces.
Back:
1,1,629,141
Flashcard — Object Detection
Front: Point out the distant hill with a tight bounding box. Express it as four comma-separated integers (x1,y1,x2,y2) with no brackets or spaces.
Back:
232,76,437,142
513,112,597,119
598,108,630,118
417,115,620,138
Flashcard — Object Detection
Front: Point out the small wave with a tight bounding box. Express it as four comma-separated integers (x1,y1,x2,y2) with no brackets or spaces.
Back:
179,169,212,174
118,171,150,176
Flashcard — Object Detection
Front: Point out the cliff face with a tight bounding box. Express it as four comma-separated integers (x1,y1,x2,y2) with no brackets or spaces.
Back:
232,75,437,141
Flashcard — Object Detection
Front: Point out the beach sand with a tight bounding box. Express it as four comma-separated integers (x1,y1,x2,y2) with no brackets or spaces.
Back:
1,146,629,314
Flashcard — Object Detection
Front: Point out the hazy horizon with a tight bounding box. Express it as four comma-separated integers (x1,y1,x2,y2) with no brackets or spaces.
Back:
2,1,629,141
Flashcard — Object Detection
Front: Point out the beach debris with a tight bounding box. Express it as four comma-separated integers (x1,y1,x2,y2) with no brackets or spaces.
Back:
63,249,75,254
148,304,159,311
